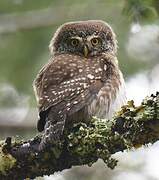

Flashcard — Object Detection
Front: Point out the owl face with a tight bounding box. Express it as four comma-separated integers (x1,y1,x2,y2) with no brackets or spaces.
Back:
49,20,117,57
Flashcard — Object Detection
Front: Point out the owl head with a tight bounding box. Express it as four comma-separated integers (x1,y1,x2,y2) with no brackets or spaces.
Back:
49,20,117,57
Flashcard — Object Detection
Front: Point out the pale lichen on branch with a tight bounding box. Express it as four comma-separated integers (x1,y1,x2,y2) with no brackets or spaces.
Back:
0,92,159,180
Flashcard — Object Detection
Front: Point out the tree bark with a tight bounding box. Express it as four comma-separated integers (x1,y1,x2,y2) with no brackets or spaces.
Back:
0,92,159,180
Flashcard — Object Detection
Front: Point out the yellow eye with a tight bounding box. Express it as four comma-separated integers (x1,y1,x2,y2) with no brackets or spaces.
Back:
91,38,100,46
71,39,79,46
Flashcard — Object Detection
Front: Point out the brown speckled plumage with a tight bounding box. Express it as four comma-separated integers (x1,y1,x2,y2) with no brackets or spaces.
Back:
33,20,126,150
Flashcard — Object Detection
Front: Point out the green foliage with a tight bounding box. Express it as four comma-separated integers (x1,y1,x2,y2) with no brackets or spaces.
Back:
0,0,55,13
0,0,158,100
0,0,131,96
0,27,53,93
123,0,158,22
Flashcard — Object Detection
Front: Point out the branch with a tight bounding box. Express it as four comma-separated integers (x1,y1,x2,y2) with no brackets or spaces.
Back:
0,7,70,34
0,92,159,179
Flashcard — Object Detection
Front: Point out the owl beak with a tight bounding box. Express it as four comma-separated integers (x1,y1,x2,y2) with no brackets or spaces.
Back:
83,45,89,57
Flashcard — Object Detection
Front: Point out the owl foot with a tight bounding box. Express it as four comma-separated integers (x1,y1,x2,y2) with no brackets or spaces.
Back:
38,121,65,151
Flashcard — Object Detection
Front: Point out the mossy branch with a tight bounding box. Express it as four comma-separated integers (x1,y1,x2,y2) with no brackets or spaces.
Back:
0,92,159,180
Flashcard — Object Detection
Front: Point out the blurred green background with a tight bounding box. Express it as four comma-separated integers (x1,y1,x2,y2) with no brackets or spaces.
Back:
0,0,158,95
0,0,159,180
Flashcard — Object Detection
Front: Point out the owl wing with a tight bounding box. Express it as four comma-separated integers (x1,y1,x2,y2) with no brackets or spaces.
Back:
33,55,103,132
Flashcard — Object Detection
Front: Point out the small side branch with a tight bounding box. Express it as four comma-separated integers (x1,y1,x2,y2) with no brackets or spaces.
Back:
0,92,159,179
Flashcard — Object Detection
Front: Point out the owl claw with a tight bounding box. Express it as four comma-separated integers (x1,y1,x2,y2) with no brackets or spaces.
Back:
38,125,63,151
38,136,61,151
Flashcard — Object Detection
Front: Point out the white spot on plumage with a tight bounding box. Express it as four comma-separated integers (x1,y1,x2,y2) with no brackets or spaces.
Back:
68,88,72,92
83,83,88,89
77,65,83,69
66,103,70,106
87,74,94,79
95,68,102,73
79,69,83,73
76,91,80,94
60,90,64,94
47,98,51,102
58,95,62,98
52,91,57,95
70,92,75,96
104,64,107,71
70,63,76,67
70,73,74,77
95,69,98,73
95,76,101,80
73,101,78,104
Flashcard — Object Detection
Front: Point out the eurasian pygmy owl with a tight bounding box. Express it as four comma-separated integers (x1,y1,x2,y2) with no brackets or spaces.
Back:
33,20,126,150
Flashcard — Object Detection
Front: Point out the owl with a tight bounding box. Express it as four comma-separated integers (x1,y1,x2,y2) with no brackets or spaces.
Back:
33,20,126,150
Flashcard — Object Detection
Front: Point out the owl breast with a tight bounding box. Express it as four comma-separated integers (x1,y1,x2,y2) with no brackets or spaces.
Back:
88,71,126,119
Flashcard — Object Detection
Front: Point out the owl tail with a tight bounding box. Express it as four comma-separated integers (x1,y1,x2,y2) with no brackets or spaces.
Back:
39,108,66,151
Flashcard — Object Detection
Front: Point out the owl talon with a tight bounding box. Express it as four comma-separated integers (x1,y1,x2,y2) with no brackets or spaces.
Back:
39,136,61,151
39,123,63,151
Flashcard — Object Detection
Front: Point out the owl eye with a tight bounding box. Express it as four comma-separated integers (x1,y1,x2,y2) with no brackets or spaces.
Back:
91,38,100,46
70,39,79,47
